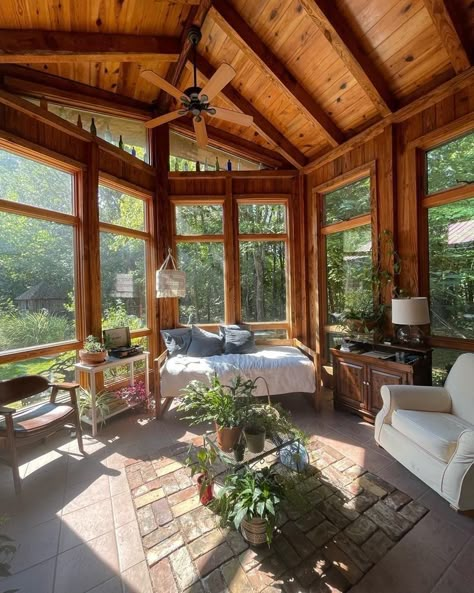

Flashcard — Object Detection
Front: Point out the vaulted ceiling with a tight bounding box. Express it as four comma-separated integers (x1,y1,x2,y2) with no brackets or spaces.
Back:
0,0,472,168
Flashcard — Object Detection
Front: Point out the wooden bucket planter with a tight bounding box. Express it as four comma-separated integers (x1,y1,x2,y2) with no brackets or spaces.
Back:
241,516,268,546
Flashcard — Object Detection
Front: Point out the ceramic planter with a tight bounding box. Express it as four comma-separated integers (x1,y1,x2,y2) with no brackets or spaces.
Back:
215,424,242,452
244,428,266,453
241,516,268,546
79,350,107,365
197,474,213,506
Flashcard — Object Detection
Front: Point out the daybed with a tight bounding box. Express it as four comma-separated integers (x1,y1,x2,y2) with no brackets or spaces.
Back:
154,338,317,417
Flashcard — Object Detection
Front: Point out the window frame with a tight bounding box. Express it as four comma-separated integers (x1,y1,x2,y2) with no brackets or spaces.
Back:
0,139,84,364
417,125,474,353
314,162,377,364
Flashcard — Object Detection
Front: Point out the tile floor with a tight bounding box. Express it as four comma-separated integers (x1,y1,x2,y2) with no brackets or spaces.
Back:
1,390,473,593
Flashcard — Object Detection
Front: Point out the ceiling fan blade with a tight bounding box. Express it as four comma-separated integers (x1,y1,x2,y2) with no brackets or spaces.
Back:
193,117,208,148
140,70,185,102
210,107,253,127
145,110,184,129
200,63,236,102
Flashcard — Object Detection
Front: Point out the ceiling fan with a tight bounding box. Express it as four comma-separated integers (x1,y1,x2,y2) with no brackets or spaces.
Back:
140,26,253,147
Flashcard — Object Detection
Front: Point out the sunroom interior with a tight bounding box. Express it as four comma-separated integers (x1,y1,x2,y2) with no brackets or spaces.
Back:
0,1,473,592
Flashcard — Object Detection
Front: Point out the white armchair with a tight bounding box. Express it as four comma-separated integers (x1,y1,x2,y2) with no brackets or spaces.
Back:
375,353,474,512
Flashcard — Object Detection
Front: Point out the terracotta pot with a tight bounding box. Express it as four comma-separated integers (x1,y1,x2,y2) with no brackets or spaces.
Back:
241,516,268,546
215,423,242,452
79,349,107,365
197,474,213,506
244,428,266,454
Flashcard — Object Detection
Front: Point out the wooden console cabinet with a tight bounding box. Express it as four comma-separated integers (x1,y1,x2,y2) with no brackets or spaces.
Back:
331,342,432,423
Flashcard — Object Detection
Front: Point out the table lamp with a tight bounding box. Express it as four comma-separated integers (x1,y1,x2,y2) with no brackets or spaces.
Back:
392,297,430,345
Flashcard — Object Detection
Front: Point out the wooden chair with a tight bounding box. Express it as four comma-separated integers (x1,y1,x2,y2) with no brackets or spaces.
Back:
0,375,84,494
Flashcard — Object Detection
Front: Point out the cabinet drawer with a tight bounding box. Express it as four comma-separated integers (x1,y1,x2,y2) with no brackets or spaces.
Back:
335,359,365,410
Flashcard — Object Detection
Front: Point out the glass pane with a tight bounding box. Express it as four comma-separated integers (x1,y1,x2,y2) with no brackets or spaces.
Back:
253,329,288,339
432,348,467,386
0,148,73,214
104,337,148,385
239,204,286,234
99,185,145,231
100,233,147,329
49,104,148,162
323,177,370,225
428,198,474,339
0,351,76,408
177,242,224,324
240,241,286,322
427,133,474,195
0,212,76,352
170,130,260,171
175,205,223,235
326,225,373,322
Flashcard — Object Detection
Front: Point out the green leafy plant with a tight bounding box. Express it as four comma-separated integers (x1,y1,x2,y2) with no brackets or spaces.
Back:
185,443,218,497
78,388,119,423
0,516,17,587
243,403,306,443
83,335,106,353
0,310,73,351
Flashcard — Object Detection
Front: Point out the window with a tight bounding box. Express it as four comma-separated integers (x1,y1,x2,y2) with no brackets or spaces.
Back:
170,130,261,172
0,147,78,354
319,172,374,359
174,203,225,324
426,132,474,195
239,203,288,327
99,183,152,332
49,104,148,162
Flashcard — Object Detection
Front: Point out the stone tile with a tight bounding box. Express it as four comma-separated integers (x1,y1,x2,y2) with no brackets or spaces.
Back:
307,520,339,548
294,550,329,587
59,498,114,552
332,532,372,572
333,458,354,473
327,494,360,522
195,542,234,577
172,495,201,517
149,558,178,593
222,527,248,555
383,490,412,512
203,569,230,593
360,530,395,565
417,490,474,535
295,508,326,533
137,505,158,536
348,490,378,513
452,536,474,580
152,497,173,525
161,473,181,495
111,489,135,528
317,500,350,530
134,487,165,509
87,577,124,593
189,529,225,559
155,460,183,477
143,521,179,549
399,500,428,525
146,532,185,566
184,582,205,593
170,545,199,590
282,522,316,559
122,560,153,593
116,519,145,572
247,565,275,592
364,500,412,541
343,514,378,545
0,557,55,593
310,566,351,593
273,534,301,568
377,460,429,500
54,531,119,593
239,546,273,572
62,475,110,515
357,473,395,497
9,517,60,574
221,557,254,593
169,485,197,506
431,567,474,593
322,541,364,585
174,468,194,489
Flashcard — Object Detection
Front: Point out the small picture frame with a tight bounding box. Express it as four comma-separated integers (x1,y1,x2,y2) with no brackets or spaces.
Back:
103,327,131,350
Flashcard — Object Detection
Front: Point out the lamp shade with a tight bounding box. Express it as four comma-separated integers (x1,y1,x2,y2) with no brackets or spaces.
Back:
392,297,430,325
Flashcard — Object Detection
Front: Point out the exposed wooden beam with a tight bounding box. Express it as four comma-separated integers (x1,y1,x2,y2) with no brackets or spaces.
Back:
299,0,396,116
0,65,151,118
422,0,471,74
171,117,287,169
0,30,180,64
191,56,306,168
304,66,474,173
157,0,213,112
210,0,344,147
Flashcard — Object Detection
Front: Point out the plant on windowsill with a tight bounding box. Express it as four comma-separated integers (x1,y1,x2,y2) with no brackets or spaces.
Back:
79,335,107,365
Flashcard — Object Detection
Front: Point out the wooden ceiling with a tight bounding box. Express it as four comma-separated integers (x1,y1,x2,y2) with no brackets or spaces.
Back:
0,0,471,168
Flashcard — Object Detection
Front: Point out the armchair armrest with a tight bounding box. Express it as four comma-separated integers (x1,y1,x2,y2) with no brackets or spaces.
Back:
0,405,14,416
49,382,80,405
443,429,474,511
155,350,168,370
293,339,316,361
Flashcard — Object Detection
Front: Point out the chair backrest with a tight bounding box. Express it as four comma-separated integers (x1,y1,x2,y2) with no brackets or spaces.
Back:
445,353,474,425
0,375,49,406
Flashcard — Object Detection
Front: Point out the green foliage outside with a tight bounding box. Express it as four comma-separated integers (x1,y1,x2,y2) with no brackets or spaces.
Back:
426,132,474,194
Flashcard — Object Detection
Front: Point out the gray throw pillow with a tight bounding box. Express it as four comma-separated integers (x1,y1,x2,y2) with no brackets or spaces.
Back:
218,323,250,340
160,328,192,357
187,325,224,357
223,327,256,354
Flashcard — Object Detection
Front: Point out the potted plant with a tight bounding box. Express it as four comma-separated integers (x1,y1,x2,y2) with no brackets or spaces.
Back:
233,434,246,462
178,374,257,452
115,380,148,410
0,515,16,580
78,389,115,425
243,408,267,454
79,335,107,365
185,443,217,505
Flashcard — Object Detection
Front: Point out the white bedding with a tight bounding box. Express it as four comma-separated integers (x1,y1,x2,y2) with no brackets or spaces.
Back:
160,346,316,398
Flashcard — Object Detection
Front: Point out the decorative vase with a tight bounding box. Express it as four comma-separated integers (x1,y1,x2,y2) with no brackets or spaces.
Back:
244,428,266,454
215,424,242,452
79,350,107,365
241,516,268,546
197,474,213,506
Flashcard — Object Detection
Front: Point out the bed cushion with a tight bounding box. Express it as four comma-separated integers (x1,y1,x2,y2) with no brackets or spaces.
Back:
392,410,472,463
222,327,256,355
160,328,192,357
186,326,224,357
161,345,316,398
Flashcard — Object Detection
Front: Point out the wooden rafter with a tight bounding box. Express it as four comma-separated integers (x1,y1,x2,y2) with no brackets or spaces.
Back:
0,65,151,118
299,0,396,116
192,56,306,168
210,0,344,147
157,0,213,112
0,30,180,63
171,117,286,169
422,0,471,74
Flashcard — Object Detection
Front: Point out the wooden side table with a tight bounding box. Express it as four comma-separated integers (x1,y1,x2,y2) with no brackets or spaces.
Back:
74,352,150,436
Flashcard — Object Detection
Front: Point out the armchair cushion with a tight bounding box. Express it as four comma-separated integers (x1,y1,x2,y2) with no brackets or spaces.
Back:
0,402,74,434
392,410,473,463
